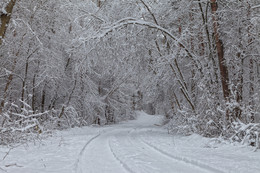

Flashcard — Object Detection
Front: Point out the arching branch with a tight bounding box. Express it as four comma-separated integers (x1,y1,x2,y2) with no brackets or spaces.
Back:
97,17,202,71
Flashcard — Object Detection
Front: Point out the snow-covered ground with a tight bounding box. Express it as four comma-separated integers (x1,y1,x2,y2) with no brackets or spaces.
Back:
0,111,260,173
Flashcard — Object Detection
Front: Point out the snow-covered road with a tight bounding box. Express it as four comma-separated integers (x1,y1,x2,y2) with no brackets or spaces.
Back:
75,127,210,173
1,111,260,173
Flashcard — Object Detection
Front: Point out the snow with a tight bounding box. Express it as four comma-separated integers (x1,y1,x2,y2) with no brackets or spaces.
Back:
252,4,260,9
1,111,260,173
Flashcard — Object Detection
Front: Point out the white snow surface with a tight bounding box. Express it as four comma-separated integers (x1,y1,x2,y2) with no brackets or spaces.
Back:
1,111,260,173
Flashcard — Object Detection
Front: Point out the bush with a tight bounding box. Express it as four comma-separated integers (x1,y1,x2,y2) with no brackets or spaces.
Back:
230,121,260,150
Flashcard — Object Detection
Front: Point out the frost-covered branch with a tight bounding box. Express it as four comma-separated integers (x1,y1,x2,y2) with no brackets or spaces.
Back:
95,17,202,71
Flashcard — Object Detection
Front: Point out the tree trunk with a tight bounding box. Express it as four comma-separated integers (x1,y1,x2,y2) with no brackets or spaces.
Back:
0,0,16,45
32,73,36,113
247,2,255,123
0,58,17,114
0,0,17,114
41,84,46,113
210,0,230,120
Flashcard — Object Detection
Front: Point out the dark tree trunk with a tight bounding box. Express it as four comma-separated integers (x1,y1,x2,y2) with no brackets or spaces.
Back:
210,0,231,121
0,0,16,45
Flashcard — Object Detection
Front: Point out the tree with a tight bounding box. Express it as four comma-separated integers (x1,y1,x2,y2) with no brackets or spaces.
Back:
210,0,230,122
0,0,16,45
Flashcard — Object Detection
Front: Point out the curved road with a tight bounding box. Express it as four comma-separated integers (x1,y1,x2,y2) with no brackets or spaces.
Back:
75,120,220,173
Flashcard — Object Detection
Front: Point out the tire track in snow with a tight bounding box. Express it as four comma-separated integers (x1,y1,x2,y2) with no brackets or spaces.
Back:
74,134,101,173
108,139,135,173
141,139,225,173
127,127,223,173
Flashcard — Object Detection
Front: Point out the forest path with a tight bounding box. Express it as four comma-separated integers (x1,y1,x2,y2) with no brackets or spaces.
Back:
75,112,215,173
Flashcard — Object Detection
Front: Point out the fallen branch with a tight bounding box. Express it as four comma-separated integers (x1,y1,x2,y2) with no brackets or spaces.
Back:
2,148,13,161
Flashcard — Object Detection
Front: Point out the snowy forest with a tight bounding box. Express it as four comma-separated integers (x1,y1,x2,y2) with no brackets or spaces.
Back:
0,0,260,149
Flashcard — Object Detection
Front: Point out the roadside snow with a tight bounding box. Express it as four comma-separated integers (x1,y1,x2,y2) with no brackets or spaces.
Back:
0,111,259,173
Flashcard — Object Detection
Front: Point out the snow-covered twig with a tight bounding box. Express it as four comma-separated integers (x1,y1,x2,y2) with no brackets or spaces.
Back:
2,148,13,161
